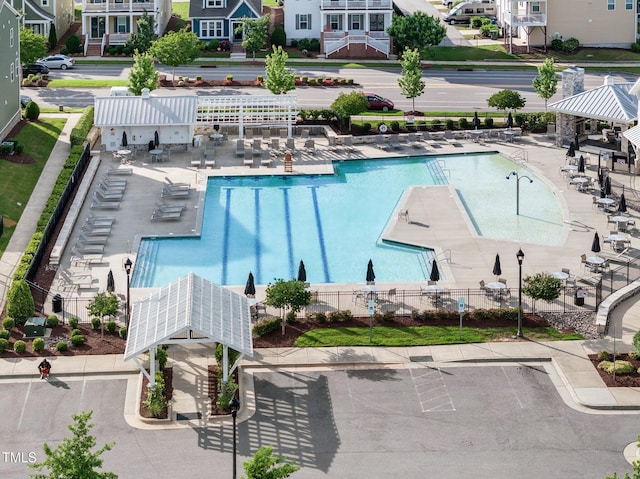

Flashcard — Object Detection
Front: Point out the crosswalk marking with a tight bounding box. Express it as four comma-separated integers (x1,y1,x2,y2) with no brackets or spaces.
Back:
410,367,456,412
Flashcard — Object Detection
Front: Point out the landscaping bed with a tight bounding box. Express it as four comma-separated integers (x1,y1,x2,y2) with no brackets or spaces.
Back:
139,367,173,419
588,353,640,388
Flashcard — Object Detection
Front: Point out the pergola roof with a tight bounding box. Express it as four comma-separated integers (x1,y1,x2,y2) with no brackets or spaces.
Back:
548,81,637,124
124,273,253,361
94,95,198,127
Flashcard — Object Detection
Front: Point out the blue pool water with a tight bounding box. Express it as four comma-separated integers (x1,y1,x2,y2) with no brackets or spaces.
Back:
132,154,564,287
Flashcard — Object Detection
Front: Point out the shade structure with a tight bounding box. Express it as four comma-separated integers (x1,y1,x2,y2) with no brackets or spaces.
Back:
472,111,481,129
122,131,128,147
297,260,307,282
605,175,612,196
366,259,375,283
492,254,502,280
591,232,601,255
578,155,585,173
567,142,576,158
154,130,159,148
106,269,115,293
574,133,580,151
506,112,513,129
619,193,627,213
244,272,255,297
430,259,440,282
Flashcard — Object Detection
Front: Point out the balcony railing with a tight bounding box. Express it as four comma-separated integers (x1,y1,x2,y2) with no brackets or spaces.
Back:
83,1,154,13
324,31,390,56
321,0,392,9
505,13,546,27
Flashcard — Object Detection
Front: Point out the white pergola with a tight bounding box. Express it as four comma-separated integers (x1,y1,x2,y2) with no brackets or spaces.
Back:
196,94,298,139
123,273,253,387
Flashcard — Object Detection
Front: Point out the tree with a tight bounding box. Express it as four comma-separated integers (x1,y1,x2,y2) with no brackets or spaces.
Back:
149,28,202,82
7,279,35,325
242,446,299,479
606,438,640,479
125,10,158,54
264,45,295,95
330,91,370,128
48,23,57,51
237,16,270,60
398,47,425,113
20,28,48,65
264,279,311,335
129,50,159,95
29,410,117,479
386,12,446,55
487,89,526,119
532,57,558,112
86,292,119,335
522,273,562,314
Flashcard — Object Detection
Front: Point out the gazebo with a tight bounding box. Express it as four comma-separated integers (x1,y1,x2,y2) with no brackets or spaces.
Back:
124,273,253,388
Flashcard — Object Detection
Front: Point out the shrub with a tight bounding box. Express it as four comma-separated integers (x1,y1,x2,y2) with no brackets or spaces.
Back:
91,317,101,330
298,38,311,50
60,46,69,55
7,279,35,324
0,329,9,340
445,119,455,129
252,316,280,336
598,350,613,361
46,315,59,328
431,119,442,127
56,341,68,352
2,318,15,330
550,38,563,50
119,326,127,339
290,39,298,48
71,334,84,346
479,24,498,38
316,312,326,323
216,376,238,412
270,26,286,47
470,16,484,28
105,321,117,333
14,340,26,353
144,371,167,417
0,338,8,352
71,328,81,337
484,118,494,127
65,34,82,54
309,38,320,51
70,106,94,146
459,118,469,128
24,101,40,121
208,39,219,50
633,330,640,354
629,350,640,360
285,310,297,324
362,122,372,132
68,317,79,329
390,120,400,132
156,347,168,370
598,360,635,374
226,75,233,81
32,337,45,352
632,40,640,53
562,37,580,53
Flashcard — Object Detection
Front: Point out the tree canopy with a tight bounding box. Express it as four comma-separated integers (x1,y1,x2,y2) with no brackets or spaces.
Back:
125,11,158,54
532,57,558,112
20,28,48,65
264,45,295,95
398,48,425,112
242,446,300,479
237,16,270,60
487,89,526,114
522,273,562,313
264,279,311,334
330,91,370,127
149,28,202,81
386,12,446,55
129,50,160,94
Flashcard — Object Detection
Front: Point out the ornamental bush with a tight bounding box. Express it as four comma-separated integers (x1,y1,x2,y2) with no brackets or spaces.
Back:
105,321,117,333
25,102,40,121
46,315,59,328
270,26,286,47
252,316,280,336
598,350,613,361
633,330,640,354
2,317,15,331
71,335,84,346
65,34,82,53
70,106,94,146
56,341,68,352
0,330,10,340
0,338,9,353
68,317,79,329
91,317,101,330
7,280,35,324
119,326,127,339
32,337,45,352
14,340,26,354
71,329,81,337
598,360,635,374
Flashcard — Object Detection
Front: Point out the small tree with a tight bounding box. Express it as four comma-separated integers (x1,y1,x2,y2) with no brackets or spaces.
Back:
149,28,202,82
65,34,82,54
86,292,119,336
25,101,41,121
7,279,35,325
330,91,370,129
48,23,57,51
129,50,159,94
386,11,446,55
487,89,526,120
606,437,640,479
532,57,558,112
237,16,270,60
29,410,117,479
242,446,299,479
264,45,295,95
522,273,562,314
125,10,158,54
20,28,48,65
398,47,425,113
264,279,311,335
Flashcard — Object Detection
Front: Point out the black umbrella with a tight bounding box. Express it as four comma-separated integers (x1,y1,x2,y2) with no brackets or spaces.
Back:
567,141,575,158
619,193,627,213
297,260,307,283
106,269,115,293
574,133,580,151
591,232,601,256
244,272,255,297
598,167,604,186
430,259,440,282
492,253,502,281
578,155,585,173
506,112,513,129
472,111,481,130
605,175,612,196
366,259,375,284
122,131,128,147
154,130,159,148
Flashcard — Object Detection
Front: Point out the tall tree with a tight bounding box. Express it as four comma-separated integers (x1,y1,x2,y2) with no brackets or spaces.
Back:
129,50,159,94
125,10,158,54
149,28,202,82
330,91,369,128
386,12,446,55
242,446,299,479
47,22,57,51
236,16,270,60
264,45,295,95
20,28,48,65
264,279,311,335
487,89,526,118
522,273,562,314
397,47,425,113
532,57,558,112
29,410,117,479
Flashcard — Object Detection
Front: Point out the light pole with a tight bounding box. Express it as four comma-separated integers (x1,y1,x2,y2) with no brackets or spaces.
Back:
124,257,132,328
506,171,533,215
229,397,240,479
516,249,525,338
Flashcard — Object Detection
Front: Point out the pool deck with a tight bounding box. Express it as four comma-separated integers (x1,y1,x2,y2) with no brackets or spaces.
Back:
48,130,636,308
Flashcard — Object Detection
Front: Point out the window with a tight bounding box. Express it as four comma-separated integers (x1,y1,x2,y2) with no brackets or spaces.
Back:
531,2,540,13
201,20,223,38
608,0,615,10
9,28,13,48
15,57,19,79
10,62,14,82
296,14,311,30
349,14,363,31
626,0,632,9
370,14,384,31
116,17,129,33
328,14,343,31
42,0,49,6
206,0,223,7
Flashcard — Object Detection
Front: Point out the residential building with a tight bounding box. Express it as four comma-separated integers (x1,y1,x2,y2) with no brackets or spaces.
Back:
0,0,21,142
8,0,74,42
284,0,392,58
80,0,172,55
189,0,261,47
497,0,637,50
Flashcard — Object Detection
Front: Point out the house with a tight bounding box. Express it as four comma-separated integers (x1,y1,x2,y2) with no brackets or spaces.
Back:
496,0,637,51
0,1,21,142
283,0,392,59
80,0,172,55
189,0,261,47
8,0,74,42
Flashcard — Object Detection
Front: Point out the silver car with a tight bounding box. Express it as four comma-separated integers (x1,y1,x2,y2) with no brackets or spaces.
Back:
38,54,75,70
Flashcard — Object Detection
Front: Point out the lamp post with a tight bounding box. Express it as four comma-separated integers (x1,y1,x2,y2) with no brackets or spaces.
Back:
124,257,132,328
516,249,525,338
229,397,240,479
506,171,533,215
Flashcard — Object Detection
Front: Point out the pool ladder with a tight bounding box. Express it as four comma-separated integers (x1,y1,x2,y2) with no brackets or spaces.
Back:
425,159,450,185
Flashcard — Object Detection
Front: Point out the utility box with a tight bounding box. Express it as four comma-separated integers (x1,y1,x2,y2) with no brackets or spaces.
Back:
24,317,46,337
574,288,587,306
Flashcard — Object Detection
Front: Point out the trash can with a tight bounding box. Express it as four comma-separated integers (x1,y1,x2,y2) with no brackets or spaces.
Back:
574,288,586,306
52,294,62,313
490,30,499,40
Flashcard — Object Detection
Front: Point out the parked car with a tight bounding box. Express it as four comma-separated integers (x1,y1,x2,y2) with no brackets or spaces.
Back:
22,63,49,77
37,54,75,70
443,1,497,24
20,95,32,108
364,93,395,112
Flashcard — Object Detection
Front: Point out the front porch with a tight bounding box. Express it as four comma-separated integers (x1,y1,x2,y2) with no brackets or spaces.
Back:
321,31,390,58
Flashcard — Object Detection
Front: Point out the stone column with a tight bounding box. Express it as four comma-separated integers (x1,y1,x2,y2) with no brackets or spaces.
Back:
555,65,584,147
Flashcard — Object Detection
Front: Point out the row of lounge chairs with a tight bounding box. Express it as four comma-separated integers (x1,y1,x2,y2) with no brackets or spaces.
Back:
90,175,128,210
153,178,191,220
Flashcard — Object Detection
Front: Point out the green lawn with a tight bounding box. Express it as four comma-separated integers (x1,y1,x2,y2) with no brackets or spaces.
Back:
427,45,518,61
47,79,130,88
0,118,66,256
172,2,189,19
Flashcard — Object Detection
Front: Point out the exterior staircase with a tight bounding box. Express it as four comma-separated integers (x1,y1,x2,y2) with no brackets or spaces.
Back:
229,42,246,60
86,41,103,57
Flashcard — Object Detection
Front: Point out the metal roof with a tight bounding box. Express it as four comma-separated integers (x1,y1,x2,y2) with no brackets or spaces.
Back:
124,273,254,361
548,82,637,123
623,124,640,148
94,95,199,127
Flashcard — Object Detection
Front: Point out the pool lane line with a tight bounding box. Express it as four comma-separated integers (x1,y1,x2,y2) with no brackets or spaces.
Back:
310,186,330,282
220,188,233,285
280,187,295,278
253,188,262,283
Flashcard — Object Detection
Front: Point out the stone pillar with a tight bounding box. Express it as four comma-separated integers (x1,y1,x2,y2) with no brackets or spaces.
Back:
555,65,584,147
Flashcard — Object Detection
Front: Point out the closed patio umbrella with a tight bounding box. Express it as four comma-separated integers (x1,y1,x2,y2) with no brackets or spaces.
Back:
430,259,440,282
591,232,601,256
297,260,307,283
122,131,128,147
605,175,612,196
106,269,115,293
619,193,627,213
472,112,481,130
492,253,502,282
244,272,256,297
574,133,580,151
154,130,159,148
366,259,375,284
567,142,575,158
578,155,585,173
598,167,604,187
506,112,513,129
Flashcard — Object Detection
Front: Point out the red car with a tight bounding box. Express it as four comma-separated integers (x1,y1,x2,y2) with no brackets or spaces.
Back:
364,93,394,111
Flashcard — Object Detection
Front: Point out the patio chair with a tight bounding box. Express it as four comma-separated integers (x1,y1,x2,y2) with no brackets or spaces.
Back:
389,134,403,150
78,234,108,246
270,138,280,152
97,182,125,193
235,139,245,157
374,135,391,151
244,148,254,167
279,129,288,139
262,128,271,142
304,139,316,156
407,133,422,149
151,210,183,222
74,243,105,255
300,129,310,140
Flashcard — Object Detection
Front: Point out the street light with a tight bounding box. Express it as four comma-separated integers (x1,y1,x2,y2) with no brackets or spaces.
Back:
124,257,132,328
229,397,240,479
516,249,525,338
506,171,533,216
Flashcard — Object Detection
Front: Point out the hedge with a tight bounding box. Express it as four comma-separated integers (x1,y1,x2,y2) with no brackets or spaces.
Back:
252,316,281,337
70,106,95,146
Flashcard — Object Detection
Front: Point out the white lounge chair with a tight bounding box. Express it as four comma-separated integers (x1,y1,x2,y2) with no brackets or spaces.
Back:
90,200,120,209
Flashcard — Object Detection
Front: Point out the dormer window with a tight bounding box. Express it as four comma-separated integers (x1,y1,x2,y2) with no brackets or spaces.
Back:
206,0,223,7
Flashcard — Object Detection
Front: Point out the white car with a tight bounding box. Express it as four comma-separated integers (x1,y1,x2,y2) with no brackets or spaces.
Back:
38,55,75,70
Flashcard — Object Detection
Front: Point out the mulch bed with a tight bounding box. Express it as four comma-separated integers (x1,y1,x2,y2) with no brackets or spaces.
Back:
588,354,640,388
139,367,173,420
208,365,238,415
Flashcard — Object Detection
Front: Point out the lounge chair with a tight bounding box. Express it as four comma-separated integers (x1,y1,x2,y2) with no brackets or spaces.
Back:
374,135,391,151
205,150,215,168
252,139,262,157
304,139,316,156
78,233,108,245
90,200,120,209
286,138,296,153
106,167,133,176
407,133,422,149
101,177,127,187
343,136,355,152
270,138,280,152
80,225,112,236
154,201,186,213
86,214,116,226
327,136,340,152
97,182,125,193
444,130,462,146
244,148,254,167
389,134,403,150
235,139,245,157
94,190,123,202
70,252,104,266
260,150,272,167
151,210,183,221
164,177,189,189
73,243,105,255
161,187,190,198
245,128,254,140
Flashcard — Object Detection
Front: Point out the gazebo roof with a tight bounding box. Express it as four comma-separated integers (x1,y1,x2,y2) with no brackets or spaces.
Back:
124,273,253,361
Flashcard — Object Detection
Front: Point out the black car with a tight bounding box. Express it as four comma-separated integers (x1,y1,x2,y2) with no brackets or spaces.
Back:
22,63,49,77
20,95,32,108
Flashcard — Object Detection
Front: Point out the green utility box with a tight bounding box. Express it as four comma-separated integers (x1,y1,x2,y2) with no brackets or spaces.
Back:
24,317,46,337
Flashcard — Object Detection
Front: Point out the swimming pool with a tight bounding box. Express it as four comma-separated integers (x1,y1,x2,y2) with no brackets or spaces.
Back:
132,153,564,287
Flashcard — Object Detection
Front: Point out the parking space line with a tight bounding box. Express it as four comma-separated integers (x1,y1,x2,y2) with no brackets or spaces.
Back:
410,367,456,413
